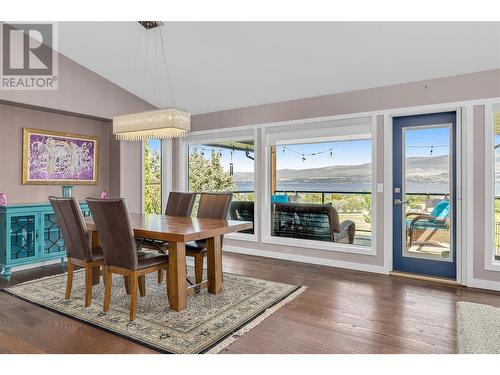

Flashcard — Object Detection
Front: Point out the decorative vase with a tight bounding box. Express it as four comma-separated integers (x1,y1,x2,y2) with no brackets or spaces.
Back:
100,191,108,199
0,193,7,206
62,186,73,198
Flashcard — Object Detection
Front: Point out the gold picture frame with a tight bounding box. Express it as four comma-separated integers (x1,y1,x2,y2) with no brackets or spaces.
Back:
22,128,99,185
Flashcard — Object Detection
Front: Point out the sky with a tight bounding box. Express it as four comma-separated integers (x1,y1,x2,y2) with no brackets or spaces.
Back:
276,139,371,170
404,126,450,158
148,139,161,153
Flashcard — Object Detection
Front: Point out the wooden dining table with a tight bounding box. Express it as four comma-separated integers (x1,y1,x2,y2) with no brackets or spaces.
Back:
85,213,252,311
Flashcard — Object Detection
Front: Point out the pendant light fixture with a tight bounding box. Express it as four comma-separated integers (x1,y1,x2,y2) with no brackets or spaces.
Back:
113,22,190,141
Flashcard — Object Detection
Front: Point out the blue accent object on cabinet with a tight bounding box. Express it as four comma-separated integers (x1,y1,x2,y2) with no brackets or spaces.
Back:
0,201,90,280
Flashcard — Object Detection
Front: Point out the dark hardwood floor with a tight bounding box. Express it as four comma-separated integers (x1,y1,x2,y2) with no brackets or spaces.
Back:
1,252,499,354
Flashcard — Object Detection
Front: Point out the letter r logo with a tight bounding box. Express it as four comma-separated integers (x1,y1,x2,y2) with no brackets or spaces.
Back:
2,23,53,76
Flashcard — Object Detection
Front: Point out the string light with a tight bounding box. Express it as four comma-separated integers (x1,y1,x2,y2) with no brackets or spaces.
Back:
281,145,335,158
406,144,448,156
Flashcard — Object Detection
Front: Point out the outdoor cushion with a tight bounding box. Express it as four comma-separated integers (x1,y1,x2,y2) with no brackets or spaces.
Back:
430,200,450,219
272,194,289,203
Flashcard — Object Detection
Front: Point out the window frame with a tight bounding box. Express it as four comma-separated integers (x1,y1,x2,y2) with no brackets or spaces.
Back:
261,116,378,256
179,129,259,242
141,139,172,214
485,102,500,271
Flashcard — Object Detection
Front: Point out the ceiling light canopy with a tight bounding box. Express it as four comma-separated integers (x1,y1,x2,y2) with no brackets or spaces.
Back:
113,22,190,142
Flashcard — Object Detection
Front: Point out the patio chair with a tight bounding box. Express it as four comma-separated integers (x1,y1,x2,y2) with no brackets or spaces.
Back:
229,201,255,234
272,202,356,244
406,199,451,246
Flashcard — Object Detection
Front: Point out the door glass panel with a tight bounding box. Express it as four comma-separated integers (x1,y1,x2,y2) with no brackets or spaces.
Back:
43,213,65,256
403,125,452,261
10,214,37,261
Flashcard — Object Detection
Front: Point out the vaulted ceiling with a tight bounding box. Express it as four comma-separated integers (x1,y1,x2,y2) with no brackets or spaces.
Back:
57,22,500,114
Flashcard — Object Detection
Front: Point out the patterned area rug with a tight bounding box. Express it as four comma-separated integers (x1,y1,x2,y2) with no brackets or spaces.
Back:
4,268,304,354
457,301,500,353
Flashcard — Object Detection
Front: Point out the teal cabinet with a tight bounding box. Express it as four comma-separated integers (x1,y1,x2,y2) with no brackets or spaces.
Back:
0,202,90,281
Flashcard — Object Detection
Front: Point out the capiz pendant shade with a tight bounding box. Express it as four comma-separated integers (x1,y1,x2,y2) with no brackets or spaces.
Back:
113,108,190,141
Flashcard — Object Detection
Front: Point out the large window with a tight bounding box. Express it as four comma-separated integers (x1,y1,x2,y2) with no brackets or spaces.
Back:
270,137,372,247
492,106,500,262
144,139,162,214
187,139,255,234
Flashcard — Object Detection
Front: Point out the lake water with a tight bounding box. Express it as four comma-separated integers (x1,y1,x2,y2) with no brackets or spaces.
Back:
236,181,450,194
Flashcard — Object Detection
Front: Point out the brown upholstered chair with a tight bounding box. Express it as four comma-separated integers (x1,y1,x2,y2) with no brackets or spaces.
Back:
86,198,169,321
49,196,104,307
136,192,196,283
186,192,232,287
165,192,197,216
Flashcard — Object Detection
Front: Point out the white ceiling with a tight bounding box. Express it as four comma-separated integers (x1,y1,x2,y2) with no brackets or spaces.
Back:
57,22,500,114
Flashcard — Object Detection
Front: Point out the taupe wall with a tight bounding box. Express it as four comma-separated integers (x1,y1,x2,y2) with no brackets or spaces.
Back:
0,104,110,203
119,141,143,213
0,41,154,119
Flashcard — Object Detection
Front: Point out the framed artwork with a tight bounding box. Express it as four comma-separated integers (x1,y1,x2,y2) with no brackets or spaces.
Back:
22,128,99,185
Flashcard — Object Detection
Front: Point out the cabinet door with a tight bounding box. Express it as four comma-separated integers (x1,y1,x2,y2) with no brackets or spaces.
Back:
81,208,91,218
7,213,38,265
40,211,66,259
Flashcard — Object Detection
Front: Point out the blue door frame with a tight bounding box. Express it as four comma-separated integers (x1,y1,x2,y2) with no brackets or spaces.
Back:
392,112,457,279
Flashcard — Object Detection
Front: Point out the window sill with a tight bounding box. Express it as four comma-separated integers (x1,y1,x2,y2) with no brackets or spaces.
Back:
225,232,258,243
261,235,377,256
485,260,500,272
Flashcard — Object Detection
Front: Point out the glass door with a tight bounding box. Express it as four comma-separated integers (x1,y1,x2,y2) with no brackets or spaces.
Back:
40,211,66,259
392,112,456,279
7,213,38,264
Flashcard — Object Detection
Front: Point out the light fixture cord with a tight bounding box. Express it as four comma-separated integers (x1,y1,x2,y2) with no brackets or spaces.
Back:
154,27,161,103
159,24,177,107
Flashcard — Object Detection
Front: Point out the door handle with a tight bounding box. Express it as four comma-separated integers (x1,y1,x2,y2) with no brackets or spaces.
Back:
394,199,409,206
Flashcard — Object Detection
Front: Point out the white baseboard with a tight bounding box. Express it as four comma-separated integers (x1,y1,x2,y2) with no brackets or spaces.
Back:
467,277,500,292
223,245,387,275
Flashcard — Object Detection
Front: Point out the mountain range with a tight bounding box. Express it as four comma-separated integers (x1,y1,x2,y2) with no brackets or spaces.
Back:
233,155,450,184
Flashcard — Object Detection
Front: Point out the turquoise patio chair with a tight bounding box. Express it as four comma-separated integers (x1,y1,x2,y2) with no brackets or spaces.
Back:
406,199,451,246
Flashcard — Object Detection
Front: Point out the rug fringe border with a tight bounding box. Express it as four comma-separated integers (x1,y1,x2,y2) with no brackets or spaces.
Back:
206,286,307,354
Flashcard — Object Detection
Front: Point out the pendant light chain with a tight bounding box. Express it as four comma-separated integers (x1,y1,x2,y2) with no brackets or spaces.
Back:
159,24,177,108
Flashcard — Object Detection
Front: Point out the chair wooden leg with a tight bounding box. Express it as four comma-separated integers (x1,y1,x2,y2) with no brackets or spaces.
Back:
157,270,164,284
124,276,130,295
102,265,106,287
129,272,138,321
84,265,93,307
65,258,73,299
194,254,204,286
103,267,112,312
91,265,101,286
138,275,146,297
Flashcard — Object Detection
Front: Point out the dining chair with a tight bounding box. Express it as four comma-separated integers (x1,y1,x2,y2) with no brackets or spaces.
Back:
49,196,104,307
86,198,169,321
186,192,232,288
136,192,197,283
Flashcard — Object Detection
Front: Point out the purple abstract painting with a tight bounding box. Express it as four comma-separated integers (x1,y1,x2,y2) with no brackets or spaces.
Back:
23,129,98,184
